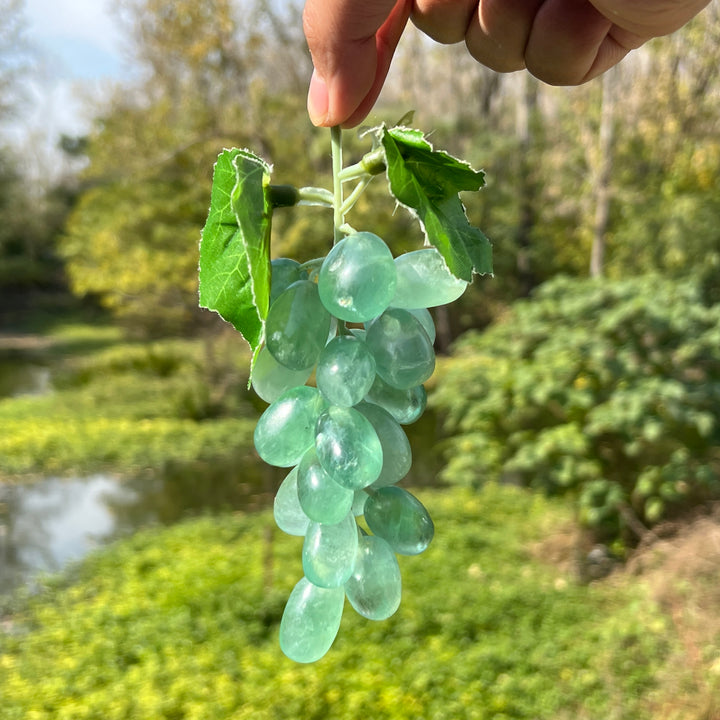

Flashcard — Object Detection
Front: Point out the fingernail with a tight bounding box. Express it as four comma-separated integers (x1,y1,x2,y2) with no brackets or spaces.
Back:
307,69,330,126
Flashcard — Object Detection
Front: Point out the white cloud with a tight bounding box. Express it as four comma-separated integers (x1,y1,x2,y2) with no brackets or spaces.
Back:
25,0,122,49
24,0,124,81
1,1,125,177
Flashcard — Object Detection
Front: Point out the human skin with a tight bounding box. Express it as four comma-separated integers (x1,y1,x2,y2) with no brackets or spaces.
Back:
303,0,711,127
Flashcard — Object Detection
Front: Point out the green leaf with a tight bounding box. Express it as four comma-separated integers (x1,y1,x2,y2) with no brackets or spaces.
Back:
381,126,492,282
199,149,272,354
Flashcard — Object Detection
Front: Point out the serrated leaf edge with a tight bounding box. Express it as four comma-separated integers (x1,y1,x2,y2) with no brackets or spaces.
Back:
380,126,491,282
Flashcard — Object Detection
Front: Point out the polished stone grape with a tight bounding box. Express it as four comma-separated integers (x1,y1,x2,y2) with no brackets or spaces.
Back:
273,467,310,537
407,307,436,344
316,335,376,407
364,376,427,425
315,406,383,490
344,534,401,621
318,232,397,322
356,402,411,488
251,346,313,403
364,486,434,555
266,280,331,370
270,258,304,305
279,578,344,663
365,308,435,390
392,248,468,308
352,490,368,516
297,447,354,524
302,513,358,588
254,386,327,467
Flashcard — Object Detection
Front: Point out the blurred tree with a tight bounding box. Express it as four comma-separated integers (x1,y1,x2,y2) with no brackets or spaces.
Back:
382,6,720,326
61,0,328,335
608,4,720,287
0,0,29,119
0,0,70,295
60,0,720,338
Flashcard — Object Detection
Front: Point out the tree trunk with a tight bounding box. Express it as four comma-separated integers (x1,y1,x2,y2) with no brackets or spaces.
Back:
515,73,538,296
590,70,616,278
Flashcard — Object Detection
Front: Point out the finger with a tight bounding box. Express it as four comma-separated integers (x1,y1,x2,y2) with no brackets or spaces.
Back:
411,0,477,44
303,0,411,127
341,1,413,127
464,0,544,73
525,0,644,85
591,0,712,37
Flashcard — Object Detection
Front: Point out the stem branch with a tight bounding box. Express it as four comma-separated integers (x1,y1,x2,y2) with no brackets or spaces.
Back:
297,186,334,208
341,176,373,216
331,126,344,244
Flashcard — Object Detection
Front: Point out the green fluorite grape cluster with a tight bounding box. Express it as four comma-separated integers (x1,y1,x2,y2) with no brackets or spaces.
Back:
252,231,468,663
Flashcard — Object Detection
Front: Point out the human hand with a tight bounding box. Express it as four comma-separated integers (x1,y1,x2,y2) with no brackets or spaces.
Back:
303,0,711,128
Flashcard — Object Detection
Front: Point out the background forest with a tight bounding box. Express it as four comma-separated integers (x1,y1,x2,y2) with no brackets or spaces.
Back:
1,1,720,718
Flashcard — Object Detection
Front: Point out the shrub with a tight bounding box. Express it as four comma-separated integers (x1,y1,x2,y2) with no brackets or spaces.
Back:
432,275,720,545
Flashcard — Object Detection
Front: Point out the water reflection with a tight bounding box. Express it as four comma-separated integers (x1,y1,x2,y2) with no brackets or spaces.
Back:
0,475,137,592
0,456,283,596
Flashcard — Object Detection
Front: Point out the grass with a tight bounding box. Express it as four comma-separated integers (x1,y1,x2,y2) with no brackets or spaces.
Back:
0,323,258,481
3,482,716,720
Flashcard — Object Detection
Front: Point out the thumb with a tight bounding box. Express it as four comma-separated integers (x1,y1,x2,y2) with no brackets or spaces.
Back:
303,0,411,127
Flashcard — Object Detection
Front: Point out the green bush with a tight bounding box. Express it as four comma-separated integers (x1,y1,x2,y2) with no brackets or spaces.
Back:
432,275,720,544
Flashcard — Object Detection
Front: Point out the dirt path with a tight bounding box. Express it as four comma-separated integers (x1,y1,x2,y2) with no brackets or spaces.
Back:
0,334,56,352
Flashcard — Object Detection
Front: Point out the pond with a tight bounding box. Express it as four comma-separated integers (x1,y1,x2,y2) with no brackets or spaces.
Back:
0,350,444,596
0,456,283,595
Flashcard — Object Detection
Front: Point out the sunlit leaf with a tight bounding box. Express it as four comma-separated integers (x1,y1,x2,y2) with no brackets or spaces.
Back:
199,149,272,354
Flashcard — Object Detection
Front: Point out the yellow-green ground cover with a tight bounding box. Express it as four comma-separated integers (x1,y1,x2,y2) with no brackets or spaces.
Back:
3,484,717,720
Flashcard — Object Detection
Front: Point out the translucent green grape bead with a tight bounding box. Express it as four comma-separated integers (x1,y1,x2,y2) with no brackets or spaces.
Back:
356,402,411,488
266,280,331,370
297,447,354,524
352,490,368,516
254,386,327,467
365,308,435,390
270,258,303,305
392,248,468,309
251,346,313,403
407,307,436,344
315,406,383,490
364,486,434,555
364,376,427,425
302,513,359,589
273,467,310,537
344,534,401,621
318,231,397,322
279,577,344,663
316,335,376,407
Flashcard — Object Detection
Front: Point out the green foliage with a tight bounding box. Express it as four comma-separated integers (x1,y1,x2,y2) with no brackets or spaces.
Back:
61,139,212,334
0,145,69,292
432,275,720,542
0,484,677,719
0,329,257,480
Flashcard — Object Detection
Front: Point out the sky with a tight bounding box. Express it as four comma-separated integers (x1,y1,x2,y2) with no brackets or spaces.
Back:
24,0,124,81
6,0,126,154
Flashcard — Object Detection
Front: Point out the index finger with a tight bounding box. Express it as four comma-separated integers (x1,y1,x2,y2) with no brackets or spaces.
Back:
303,0,411,127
